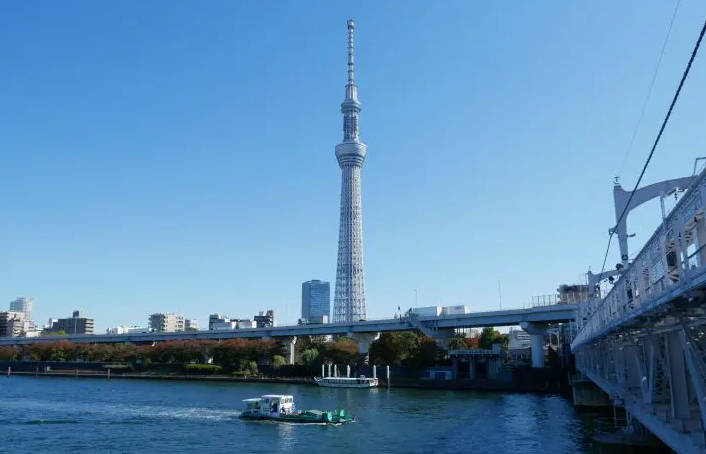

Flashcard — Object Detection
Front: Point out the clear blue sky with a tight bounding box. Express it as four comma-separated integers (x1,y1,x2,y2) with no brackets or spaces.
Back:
1,1,705,332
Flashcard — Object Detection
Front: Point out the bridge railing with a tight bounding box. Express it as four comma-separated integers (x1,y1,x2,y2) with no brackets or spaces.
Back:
530,295,562,307
572,167,706,351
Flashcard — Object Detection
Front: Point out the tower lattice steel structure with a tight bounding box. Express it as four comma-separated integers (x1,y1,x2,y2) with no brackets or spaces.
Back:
333,19,367,323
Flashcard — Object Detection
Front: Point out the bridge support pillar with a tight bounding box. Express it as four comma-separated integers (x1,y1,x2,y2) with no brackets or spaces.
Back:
488,357,501,379
571,373,612,407
349,332,380,364
521,322,547,368
280,336,296,365
469,358,476,379
434,329,455,351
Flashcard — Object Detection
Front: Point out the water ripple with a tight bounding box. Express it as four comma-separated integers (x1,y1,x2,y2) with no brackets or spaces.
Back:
0,377,652,454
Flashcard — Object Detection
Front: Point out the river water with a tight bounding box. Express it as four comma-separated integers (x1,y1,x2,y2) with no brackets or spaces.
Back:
0,377,662,454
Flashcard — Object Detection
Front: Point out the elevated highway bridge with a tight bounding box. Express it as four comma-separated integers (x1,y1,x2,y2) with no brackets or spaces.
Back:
0,304,576,366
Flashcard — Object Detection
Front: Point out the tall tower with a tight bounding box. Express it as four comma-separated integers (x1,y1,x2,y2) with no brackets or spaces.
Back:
333,19,368,323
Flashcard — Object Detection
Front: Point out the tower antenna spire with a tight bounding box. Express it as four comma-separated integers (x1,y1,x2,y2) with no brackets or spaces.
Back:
345,19,358,104
347,19,355,86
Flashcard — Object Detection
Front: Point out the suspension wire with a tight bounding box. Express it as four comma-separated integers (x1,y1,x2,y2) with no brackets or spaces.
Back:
616,0,682,178
598,15,706,279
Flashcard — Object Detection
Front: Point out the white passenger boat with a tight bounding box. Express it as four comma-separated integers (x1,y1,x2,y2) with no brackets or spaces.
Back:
314,375,379,388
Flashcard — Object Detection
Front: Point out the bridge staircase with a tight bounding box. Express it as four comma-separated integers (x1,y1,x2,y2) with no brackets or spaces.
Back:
405,315,438,338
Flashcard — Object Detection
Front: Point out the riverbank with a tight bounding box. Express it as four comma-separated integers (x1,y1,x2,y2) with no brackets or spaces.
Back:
6,369,314,385
4,368,569,395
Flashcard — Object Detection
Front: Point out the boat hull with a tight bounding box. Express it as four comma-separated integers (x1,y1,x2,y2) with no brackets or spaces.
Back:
239,413,354,425
314,377,378,388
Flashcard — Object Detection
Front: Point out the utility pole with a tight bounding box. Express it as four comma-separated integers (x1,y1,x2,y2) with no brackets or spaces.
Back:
498,280,502,310
415,289,418,308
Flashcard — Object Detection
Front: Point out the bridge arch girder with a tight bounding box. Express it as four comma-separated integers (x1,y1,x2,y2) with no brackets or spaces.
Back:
612,176,693,266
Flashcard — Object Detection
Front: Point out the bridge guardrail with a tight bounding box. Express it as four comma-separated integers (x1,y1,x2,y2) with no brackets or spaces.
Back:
572,166,706,351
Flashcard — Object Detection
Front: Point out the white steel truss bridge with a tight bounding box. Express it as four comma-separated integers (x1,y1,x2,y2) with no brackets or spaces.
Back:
572,164,706,454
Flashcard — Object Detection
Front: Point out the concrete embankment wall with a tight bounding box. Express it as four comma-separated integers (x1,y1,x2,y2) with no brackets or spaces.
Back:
0,361,572,395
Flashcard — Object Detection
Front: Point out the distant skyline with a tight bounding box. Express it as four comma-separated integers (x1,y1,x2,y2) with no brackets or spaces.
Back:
1,1,706,332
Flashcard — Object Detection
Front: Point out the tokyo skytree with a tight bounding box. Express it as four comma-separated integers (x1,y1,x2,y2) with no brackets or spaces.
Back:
333,19,367,323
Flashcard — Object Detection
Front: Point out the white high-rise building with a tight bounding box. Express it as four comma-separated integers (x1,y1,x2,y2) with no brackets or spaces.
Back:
10,297,33,321
333,19,368,323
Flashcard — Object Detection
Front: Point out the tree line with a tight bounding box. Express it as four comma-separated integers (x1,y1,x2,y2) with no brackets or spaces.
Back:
0,327,510,370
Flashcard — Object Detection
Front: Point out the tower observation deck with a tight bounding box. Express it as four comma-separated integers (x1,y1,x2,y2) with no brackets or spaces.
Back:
333,19,368,323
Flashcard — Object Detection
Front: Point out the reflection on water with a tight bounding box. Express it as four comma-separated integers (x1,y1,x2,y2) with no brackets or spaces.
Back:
0,377,671,454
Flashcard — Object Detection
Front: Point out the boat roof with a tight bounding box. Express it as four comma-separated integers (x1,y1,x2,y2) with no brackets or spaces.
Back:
261,394,294,399
321,376,374,380
242,398,263,402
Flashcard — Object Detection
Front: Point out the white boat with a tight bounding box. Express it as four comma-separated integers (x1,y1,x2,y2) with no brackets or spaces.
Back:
314,375,379,388
239,394,354,424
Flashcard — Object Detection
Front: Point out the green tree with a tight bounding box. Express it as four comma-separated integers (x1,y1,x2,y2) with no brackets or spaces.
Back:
447,336,467,351
0,346,18,361
41,330,67,337
323,339,358,364
237,359,258,375
412,337,444,368
369,332,420,366
271,355,286,369
479,327,507,350
479,327,496,350
499,333,510,352
300,348,319,365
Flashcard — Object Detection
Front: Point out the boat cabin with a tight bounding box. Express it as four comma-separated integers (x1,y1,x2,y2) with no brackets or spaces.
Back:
242,394,296,416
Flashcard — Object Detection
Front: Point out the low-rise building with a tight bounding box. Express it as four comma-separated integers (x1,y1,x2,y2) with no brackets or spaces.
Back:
107,325,148,335
237,319,256,329
308,315,329,324
0,311,26,337
128,326,149,334
185,319,198,330
254,310,276,328
508,327,531,363
211,319,257,330
51,310,94,335
211,321,237,331
209,314,229,330
148,313,185,332
558,284,590,304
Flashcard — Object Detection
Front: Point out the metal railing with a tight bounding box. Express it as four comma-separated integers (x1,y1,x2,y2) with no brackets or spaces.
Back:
572,166,706,350
530,295,562,307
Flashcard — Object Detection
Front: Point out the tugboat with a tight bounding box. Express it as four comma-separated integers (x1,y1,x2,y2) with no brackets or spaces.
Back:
239,394,354,425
